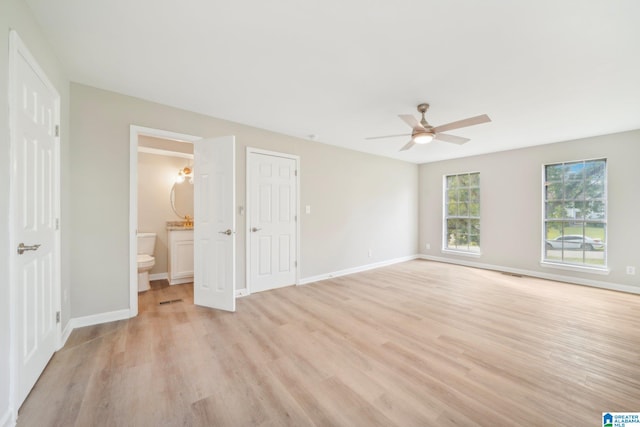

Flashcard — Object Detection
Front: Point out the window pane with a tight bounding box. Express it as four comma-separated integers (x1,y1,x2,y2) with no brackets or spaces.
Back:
469,202,480,217
447,202,457,216
545,201,564,219
459,189,469,202
585,200,605,220
544,221,563,262
470,219,480,235
571,201,585,219
564,177,584,200
469,173,480,187
469,235,480,252
564,162,585,181
459,174,469,187
564,201,583,220
447,175,458,189
458,203,468,216
545,182,563,201
586,179,605,199
447,189,457,204
546,164,563,181
470,188,480,203
585,161,606,199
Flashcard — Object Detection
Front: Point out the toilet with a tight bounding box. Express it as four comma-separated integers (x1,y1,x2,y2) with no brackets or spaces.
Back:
137,232,157,292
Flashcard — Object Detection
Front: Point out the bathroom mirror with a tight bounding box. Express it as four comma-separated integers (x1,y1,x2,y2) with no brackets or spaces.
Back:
170,180,194,221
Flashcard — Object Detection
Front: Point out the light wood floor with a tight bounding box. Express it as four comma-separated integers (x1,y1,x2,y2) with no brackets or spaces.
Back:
17,260,640,426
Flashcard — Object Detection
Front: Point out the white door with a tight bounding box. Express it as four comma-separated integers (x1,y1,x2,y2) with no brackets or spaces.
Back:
9,31,60,408
193,136,236,311
248,152,297,293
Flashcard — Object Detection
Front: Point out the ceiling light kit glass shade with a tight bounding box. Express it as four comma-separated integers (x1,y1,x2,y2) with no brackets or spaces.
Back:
413,131,435,144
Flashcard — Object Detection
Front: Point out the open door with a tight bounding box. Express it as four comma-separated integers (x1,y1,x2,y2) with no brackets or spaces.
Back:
193,136,236,311
9,29,61,410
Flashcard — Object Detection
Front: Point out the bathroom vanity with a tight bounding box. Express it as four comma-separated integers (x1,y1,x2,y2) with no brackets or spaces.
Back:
167,224,194,285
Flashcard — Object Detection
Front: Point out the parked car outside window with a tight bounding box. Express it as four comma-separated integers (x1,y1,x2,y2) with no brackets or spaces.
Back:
545,235,604,251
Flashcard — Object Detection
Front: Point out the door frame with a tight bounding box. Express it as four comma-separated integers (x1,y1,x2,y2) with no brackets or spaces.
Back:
245,147,300,295
8,29,62,413
129,125,201,316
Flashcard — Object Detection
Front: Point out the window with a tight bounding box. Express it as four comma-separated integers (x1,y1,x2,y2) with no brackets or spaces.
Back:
444,172,480,253
543,159,607,268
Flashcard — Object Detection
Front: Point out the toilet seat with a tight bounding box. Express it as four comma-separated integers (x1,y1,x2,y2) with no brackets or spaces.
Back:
137,254,155,270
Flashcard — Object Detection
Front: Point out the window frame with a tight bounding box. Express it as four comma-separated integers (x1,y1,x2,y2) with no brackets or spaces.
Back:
541,158,608,273
442,171,481,256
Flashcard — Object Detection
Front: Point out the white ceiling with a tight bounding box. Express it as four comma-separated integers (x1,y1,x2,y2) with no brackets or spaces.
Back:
24,0,640,164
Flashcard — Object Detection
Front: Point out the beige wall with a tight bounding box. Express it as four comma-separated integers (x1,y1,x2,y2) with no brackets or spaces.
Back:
138,152,193,275
0,0,70,421
70,83,419,317
419,129,640,291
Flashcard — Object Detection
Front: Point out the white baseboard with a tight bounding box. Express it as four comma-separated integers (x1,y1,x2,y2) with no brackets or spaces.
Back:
169,277,193,286
60,319,74,348
149,272,168,281
58,308,131,349
418,254,640,295
0,408,15,427
299,254,419,285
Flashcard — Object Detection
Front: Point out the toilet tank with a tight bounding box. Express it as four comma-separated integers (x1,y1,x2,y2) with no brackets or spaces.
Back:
137,232,157,255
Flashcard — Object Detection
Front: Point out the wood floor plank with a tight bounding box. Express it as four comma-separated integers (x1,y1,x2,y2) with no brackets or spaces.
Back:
16,261,640,426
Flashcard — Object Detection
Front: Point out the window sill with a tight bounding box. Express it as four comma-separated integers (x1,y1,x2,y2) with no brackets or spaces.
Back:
540,261,610,275
442,248,481,258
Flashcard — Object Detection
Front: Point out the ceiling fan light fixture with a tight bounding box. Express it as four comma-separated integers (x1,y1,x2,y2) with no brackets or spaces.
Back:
413,131,435,144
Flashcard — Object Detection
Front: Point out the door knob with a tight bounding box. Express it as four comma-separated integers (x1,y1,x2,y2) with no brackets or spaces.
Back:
251,227,262,232
218,229,233,235
17,243,41,255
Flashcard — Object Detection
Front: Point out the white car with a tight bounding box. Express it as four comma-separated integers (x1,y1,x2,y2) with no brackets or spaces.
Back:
545,235,604,251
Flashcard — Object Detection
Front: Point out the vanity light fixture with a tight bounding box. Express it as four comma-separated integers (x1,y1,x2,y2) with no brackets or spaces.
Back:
176,166,193,183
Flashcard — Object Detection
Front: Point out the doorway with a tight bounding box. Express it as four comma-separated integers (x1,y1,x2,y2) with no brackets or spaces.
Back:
246,148,300,293
129,126,201,316
130,128,237,314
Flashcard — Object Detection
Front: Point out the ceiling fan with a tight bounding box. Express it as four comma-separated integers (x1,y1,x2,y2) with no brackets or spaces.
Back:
366,103,491,151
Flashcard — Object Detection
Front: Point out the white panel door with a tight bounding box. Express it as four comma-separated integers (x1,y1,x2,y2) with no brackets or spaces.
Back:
193,136,236,311
249,152,297,293
10,31,60,408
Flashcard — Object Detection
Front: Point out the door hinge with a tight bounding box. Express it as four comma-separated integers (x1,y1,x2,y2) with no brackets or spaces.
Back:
294,261,298,267
56,311,60,324
295,169,298,177
55,218,60,230
55,125,59,137
295,215,297,222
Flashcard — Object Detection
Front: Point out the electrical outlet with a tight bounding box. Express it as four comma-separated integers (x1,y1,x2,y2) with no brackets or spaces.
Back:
425,243,431,250
626,266,636,275
368,249,372,258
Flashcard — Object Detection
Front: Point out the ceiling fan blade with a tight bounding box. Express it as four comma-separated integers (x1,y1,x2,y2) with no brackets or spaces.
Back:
432,114,491,134
399,140,415,151
434,133,470,145
398,114,423,130
365,133,411,140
